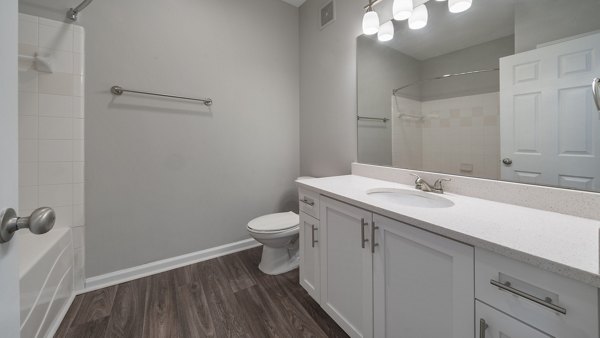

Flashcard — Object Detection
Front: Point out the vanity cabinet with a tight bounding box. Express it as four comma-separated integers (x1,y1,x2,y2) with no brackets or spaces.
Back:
373,214,474,338
298,187,599,338
319,196,373,338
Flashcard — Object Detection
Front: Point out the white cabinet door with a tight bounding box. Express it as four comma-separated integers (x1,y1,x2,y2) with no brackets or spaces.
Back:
320,196,373,338
373,214,474,338
299,212,320,302
476,301,551,338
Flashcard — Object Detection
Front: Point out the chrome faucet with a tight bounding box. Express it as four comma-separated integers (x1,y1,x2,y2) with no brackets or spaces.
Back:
410,174,451,194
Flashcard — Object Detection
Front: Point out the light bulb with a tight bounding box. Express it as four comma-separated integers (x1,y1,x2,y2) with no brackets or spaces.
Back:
378,21,394,42
362,10,380,35
393,0,413,21
449,0,472,13
408,4,428,30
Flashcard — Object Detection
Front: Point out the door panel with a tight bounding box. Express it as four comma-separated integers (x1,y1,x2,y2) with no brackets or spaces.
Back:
0,1,22,337
299,212,320,302
373,214,474,338
320,196,373,338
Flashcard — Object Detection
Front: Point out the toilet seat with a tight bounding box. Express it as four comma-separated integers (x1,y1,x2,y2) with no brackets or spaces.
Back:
247,211,299,233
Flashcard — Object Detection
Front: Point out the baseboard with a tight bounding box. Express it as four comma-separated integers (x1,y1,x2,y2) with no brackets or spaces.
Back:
81,238,261,294
44,292,76,338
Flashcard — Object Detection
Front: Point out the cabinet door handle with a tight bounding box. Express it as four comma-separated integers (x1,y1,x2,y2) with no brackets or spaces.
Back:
479,319,488,338
301,198,315,206
371,221,379,253
490,279,567,314
361,218,369,248
311,224,318,248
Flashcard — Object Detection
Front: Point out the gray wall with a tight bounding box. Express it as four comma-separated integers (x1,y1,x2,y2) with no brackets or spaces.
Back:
299,0,364,177
515,0,600,53
34,0,300,278
357,36,420,166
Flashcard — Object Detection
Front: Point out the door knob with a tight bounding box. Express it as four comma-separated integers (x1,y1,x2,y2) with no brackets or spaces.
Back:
502,158,513,166
0,207,56,243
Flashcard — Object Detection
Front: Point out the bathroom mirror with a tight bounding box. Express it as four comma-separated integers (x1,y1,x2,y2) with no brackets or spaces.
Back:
357,0,600,193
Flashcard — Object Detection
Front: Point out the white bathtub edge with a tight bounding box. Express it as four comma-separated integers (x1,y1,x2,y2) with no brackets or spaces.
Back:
43,291,75,338
81,238,261,294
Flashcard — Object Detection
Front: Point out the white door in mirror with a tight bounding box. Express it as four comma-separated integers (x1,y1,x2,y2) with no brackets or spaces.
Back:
500,31,600,192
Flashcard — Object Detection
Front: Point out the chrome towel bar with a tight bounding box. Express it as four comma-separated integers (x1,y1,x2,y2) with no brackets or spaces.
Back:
357,116,388,123
110,85,213,107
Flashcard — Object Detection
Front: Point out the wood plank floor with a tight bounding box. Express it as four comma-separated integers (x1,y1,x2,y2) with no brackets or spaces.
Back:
55,246,349,338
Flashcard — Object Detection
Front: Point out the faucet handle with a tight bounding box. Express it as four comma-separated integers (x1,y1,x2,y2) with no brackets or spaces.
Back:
409,173,423,187
433,178,451,193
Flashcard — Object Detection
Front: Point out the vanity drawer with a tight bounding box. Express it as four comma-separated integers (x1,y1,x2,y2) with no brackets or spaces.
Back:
299,188,319,219
475,248,599,338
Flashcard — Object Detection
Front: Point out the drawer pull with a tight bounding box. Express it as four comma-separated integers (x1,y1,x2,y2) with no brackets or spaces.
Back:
490,279,567,314
301,198,315,207
361,218,369,249
479,318,488,338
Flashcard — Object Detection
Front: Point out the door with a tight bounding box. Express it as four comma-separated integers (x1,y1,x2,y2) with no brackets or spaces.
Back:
320,196,373,338
476,301,551,338
500,32,600,192
373,214,474,338
0,0,22,337
299,212,320,302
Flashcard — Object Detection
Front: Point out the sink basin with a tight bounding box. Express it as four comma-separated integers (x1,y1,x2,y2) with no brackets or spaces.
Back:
366,188,455,208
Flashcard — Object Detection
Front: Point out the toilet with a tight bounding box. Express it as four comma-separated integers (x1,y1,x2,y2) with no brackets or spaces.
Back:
247,177,314,275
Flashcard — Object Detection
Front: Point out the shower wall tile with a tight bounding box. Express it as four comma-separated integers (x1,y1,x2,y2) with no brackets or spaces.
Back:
19,92,38,116
72,205,84,227
19,186,38,211
19,14,86,290
39,140,73,162
39,72,74,96
39,94,73,117
39,162,73,185
19,70,38,92
52,206,73,228
73,118,84,139
19,139,38,162
73,140,84,162
19,116,38,139
19,163,38,187
73,162,84,183
18,16,38,46
38,117,73,140
39,184,73,207
72,97,84,118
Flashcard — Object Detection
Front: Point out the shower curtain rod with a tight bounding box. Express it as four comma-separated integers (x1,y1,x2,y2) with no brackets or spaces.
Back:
392,67,500,96
66,0,94,21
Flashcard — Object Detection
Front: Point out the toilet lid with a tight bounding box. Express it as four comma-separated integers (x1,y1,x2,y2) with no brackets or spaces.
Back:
248,212,299,232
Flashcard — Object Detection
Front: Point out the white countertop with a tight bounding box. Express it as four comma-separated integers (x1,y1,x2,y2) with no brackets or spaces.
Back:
297,175,600,288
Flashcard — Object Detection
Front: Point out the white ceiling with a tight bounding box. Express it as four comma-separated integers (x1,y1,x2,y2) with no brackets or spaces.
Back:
280,0,307,7
374,0,516,60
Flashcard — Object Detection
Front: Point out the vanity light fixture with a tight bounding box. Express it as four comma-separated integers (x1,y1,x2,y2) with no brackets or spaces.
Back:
408,4,428,30
448,0,472,13
362,0,380,35
393,0,413,21
378,21,395,41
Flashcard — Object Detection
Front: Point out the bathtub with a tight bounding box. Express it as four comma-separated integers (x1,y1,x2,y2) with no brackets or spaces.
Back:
19,228,74,338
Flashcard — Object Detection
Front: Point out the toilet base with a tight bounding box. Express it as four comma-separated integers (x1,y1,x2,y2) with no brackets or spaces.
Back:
258,245,299,275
